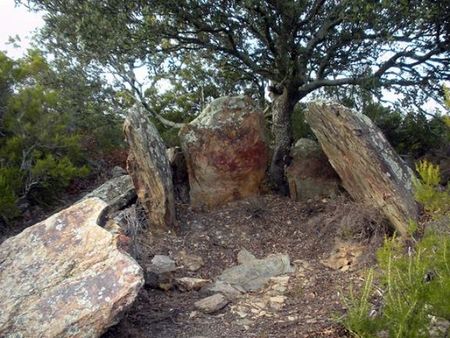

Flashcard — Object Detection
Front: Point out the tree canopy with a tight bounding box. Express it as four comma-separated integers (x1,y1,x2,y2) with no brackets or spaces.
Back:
20,0,450,192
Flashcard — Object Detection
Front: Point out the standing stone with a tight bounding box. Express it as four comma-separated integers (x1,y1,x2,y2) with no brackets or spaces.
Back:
286,138,341,201
0,198,144,337
123,108,176,230
179,96,268,209
305,102,417,236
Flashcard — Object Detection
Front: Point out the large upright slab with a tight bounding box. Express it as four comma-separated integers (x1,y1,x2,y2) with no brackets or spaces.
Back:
123,109,176,230
305,102,417,236
0,198,143,337
179,96,269,209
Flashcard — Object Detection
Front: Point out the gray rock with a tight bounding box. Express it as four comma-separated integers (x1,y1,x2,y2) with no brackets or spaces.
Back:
175,250,204,272
83,175,136,213
207,281,244,300
194,294,230,314
218,253,293,291
237,248,257,265
149,255,177,274
176,277,211,291
111,165,127,178
429,316,450,337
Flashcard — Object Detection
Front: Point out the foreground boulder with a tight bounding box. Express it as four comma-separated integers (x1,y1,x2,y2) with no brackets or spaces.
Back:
305,102,417,236
286,138,341,201
124,108,176,230
83,174,136,215
0,198,144,337
179,96,268,209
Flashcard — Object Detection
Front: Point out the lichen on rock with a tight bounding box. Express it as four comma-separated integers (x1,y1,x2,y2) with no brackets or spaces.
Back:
0,197,144,337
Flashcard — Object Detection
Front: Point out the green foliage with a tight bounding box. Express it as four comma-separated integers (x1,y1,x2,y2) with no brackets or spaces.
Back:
413,160,450,217
342,163,450,337
0,168,22,220
343,233,450,338
360,101,449,159
291,104,315,141
151,109,194,147
341,270,380,336
0,50,120,222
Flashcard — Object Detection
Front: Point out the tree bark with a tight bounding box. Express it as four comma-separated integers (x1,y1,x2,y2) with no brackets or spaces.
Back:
269,86,300,195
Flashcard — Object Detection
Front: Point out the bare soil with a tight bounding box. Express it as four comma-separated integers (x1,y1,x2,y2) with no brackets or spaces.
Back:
104,194,387,338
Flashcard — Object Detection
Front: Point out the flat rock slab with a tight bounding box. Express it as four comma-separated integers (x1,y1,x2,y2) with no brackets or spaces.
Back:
0,198,144,337
194,294,230,314
306,102,417,236
149,255,177,274
175,250,204,272
217,253,293,292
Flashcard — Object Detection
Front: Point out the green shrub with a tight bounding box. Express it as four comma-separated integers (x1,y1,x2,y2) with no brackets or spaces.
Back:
0,168,22,220
413,160,450,217
341,162,450,337
0,51,96,222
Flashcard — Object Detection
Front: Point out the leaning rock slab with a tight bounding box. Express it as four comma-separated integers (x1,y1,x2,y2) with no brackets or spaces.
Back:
0,198,144,337
287,138,341,201
179,96,268,209
306,102,417,236
124,108,176,230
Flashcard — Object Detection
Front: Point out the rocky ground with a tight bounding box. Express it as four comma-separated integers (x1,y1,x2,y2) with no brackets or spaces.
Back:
104,194,387,338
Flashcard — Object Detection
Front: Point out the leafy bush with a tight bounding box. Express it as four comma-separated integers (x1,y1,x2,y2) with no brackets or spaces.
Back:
341,162,450,337
413,160,450,217
0,51,110,222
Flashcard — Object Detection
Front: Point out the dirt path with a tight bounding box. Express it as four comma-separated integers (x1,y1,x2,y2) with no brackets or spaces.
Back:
104,195,383,338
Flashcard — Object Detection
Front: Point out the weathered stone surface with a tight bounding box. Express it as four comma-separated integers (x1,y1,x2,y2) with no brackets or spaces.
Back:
83,175,136,214
305,102,417,236
237,248,257,265
176,277,211,291
144,255,177,290
194,294,230,314
179,96,269,209
175,250,204,272
111,166,127,178
149,255,177,274
0,198,144,337
123,109,176,230
321,241,365,272
206,281,244,300
287,138,341,201
217,252,293,292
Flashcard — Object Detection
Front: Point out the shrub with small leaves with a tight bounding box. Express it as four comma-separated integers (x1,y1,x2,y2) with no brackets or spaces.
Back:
341,162,450,337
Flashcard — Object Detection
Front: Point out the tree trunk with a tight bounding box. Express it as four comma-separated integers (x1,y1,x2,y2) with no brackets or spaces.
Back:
269,86,299,195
